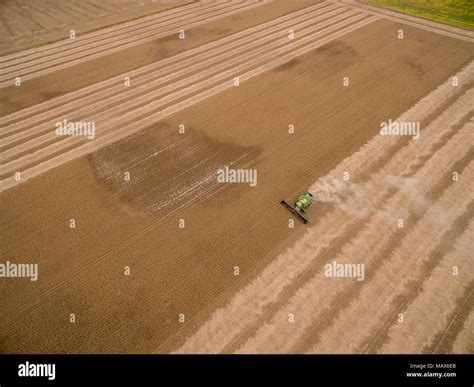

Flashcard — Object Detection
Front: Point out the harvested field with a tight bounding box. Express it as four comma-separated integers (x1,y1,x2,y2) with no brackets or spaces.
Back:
0,0,473,355
0,0,269,87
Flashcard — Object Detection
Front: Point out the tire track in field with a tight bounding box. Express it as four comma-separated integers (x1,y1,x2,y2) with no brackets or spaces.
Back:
429,284,474,354
449,309,474,353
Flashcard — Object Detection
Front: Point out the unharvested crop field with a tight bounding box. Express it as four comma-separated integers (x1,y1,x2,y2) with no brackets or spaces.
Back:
1,0,473,354
360,0,474,30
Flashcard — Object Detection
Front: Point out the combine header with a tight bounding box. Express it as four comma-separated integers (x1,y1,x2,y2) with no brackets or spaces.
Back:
280,191,320,224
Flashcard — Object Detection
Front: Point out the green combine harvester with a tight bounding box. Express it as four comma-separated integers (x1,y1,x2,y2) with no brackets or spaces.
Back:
280,191,320,224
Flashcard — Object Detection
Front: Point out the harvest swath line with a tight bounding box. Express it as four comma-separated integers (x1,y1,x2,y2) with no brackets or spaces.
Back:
4,78,392,329
300,128,473,354
308,174,473,355
1,8,360,153
235,102,474,354
171,63,473,353
357,188,474,354
201,127,474,354
0,2,334,129
0,8,377,192
230,93,474,354
0,2,341,141
2,0,212,62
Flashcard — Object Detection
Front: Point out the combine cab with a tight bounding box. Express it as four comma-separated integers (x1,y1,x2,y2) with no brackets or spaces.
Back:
280,192,319,224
